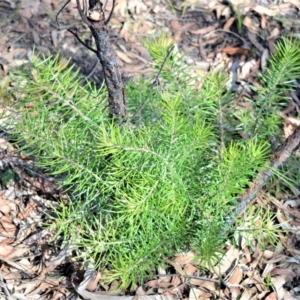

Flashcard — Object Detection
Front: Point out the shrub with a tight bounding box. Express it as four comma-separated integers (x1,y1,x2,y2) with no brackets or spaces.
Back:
5,36,300,287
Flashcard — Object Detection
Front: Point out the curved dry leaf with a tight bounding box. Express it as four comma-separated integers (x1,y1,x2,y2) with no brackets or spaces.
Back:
214,5,227,19
189,278,215,292
243,16,259,32
228,265,243,285
170,262,184,276
252,5,279,17
189,287,211,300
0,215,17,233
114,0,147,17
288,0,300,6
276,211,294,231
222,6,231,18
87,271,102,292
261,14,267,29
0,244,13,258
239,286,257,300
243,247,251,263
190,23,218,35
0,200,11,215
262,262,275,277
170,276,182,288
284,117,300,126
174,252,197,265
271,275,289,299
184,264,197,276
27,277,61,297
265,292,277,300
115,50,134,64
268,28,280,40
270,268,297,276
238,59,256,80
221,47,249,56
214,247,240,275
230,286,241,300
223,17,236,31
144,279,163,288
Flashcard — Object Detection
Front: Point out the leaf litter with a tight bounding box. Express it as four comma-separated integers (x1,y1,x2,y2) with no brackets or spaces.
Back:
0,0,300,299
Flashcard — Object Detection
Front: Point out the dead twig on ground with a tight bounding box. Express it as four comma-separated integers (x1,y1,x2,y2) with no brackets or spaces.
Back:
227,125,300,227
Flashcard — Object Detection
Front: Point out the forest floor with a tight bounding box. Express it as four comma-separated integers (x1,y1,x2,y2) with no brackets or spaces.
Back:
0,0,300,299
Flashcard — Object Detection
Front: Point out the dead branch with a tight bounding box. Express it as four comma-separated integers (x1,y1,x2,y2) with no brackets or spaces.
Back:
57,0,126,120
77,0,126,120
227,125,300,227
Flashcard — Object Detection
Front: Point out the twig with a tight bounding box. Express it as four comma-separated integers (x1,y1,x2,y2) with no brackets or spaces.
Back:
68,28,97,54
56,0,126,120
128,46,174,125
86,59,99,79
153,273,230,289
56,0,71,28
227,125,300,227
76,0,92,27
105,0,116,25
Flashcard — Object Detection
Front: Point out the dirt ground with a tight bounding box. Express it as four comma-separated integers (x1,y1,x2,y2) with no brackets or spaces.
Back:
0,0,300,299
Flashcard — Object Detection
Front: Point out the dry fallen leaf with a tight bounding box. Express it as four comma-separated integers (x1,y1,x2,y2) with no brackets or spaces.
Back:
214,246,240,274
184,264,197,276
223,17,236,31
222,47,249,56
190,23,219,35
228,265,243,285
189,287,211,300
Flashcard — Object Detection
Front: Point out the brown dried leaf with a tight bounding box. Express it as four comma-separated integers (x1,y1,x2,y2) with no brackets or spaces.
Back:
174,252,198,265
230,287,241,300
238,59,256,80
0,215,17,234
189,287,211,300
86,271,102,292
222,47,249,56
243,16,259,32
184,264,197,276
170,276,181,288
223,17,236,31
190,23,218,35
265,292,277,300
268,28,280,40
189,278,215,292
145,279,163,288
214,247,240,274
214,5,228,19
116,50,134,64
252,4,290,17
228,265,243,284
239,286,257,300
0,199,11,215
271,275,289,299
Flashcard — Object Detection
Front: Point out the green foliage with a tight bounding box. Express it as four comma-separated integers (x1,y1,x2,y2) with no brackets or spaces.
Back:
4,37,299,288
232,38,300,140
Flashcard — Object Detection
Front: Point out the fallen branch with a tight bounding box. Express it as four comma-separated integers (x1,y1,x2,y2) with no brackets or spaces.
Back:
227,125,300,227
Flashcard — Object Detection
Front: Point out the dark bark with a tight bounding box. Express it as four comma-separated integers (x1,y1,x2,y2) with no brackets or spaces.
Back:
76,0,127,120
